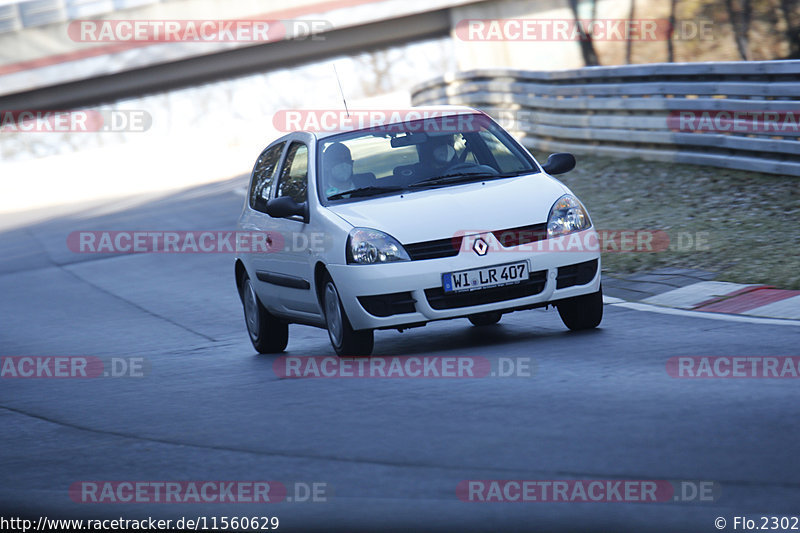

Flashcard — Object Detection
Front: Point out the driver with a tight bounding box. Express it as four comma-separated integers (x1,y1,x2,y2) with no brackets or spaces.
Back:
430,135,456,169
323,142,354,198
420,134,458,172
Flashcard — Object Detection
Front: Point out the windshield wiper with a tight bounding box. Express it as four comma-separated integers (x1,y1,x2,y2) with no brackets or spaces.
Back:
407,173,493,188
327,185,406,201
407,169,533,189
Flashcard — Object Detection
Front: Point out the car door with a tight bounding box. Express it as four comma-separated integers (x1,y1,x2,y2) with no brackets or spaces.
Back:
262,139,319,315
240,140,287,314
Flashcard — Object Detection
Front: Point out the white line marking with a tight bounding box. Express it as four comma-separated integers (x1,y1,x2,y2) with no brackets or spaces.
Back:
612,301,800,327
233,188,247,197
603,296,625,304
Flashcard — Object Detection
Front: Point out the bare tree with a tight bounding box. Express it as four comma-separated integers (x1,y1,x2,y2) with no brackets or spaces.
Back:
779,0,800,58
568,0,601,66
667,0,678,61
726,0,753,59
626,0,636,63
353,49,399,97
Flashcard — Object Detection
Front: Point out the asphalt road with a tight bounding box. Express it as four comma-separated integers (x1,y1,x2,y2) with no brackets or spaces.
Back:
1,177,799,533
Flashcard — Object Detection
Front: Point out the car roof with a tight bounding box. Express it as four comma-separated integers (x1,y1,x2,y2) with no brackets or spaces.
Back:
307,105,486,140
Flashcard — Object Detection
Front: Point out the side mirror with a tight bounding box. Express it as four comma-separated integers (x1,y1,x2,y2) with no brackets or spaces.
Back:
265,196,307,221
542,153,576,175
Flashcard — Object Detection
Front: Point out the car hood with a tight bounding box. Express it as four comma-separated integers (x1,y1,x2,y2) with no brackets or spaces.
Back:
325,173,570,244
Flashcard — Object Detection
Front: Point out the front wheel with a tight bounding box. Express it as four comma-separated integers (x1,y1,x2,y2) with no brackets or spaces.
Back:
241,276,289,353
322,275,373,357
556,286,603,331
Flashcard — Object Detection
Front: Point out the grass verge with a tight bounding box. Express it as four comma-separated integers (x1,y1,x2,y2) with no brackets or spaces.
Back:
533,153,800,290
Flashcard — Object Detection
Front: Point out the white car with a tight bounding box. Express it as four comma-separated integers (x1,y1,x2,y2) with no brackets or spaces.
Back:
235,107,602,356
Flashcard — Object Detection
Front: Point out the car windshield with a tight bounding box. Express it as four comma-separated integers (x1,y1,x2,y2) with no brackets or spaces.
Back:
317,113,538,203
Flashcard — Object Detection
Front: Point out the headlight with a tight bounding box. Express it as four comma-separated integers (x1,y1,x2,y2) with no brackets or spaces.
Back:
347,228,410,264
547,194,591,238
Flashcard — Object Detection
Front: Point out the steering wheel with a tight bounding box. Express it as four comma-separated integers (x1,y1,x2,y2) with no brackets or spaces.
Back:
446,162,499,175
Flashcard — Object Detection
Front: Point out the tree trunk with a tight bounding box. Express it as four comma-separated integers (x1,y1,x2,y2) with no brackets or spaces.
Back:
667,0,677,62
569,0,600,66
779,0,800,58
626,0,636,64
725,0,752,60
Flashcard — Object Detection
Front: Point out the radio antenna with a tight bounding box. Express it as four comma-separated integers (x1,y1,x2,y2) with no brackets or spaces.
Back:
333,64,350,118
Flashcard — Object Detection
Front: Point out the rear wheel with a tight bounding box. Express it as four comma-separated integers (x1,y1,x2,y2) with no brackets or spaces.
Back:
468,311,502,327
557,286,603,331
322,275,374,357
241,275,288,353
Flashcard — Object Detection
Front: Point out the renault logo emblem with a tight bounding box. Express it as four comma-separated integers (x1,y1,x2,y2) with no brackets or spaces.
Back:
473,238,488,256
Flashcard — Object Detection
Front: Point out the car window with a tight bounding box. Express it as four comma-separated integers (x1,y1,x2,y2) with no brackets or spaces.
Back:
350,135,418,179
317,115,537,203
275,142,308,205
249,142,285,212
478,130,529,173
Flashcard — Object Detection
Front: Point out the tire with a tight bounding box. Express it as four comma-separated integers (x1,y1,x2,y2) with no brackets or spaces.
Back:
556,286,603,331
241,275,289,354
468,312,502,327
322,274,374,357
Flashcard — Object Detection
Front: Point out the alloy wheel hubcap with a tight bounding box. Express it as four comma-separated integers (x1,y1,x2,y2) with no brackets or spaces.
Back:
324,283,343,346
244,280,260,339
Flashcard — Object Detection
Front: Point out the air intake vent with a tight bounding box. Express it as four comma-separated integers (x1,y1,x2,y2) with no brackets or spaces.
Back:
404,236,461,261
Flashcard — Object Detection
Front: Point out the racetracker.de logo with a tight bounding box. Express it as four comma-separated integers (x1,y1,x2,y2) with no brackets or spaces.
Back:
0,356,148,378
457,480,719,502
0,110,151,133
67,19,331,42
67,231,287,254
454,229,671,253
69,481,329,503
454,19,713,41
272,109,492,133
667,357,800,378
668,110,800,134
273,356,534,378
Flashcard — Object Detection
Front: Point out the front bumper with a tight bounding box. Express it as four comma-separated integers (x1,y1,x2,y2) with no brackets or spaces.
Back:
326,229,602,331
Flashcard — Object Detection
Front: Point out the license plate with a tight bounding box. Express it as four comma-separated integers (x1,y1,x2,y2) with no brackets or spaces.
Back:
442,261,529,293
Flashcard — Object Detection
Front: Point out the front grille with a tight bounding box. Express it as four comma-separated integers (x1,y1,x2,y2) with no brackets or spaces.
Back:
404,237,461,261
358,292,416,317
425,270,547,310
556,259,598,289
492,223,547,247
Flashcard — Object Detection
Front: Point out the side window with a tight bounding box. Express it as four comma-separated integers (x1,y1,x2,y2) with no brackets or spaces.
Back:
249,142,285,212
275,142,308,205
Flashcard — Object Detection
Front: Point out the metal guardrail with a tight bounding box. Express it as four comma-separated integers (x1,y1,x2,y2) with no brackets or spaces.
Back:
410,61,800,177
